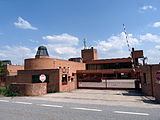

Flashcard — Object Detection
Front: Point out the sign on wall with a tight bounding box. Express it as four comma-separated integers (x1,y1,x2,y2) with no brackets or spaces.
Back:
39,74,46,83
155,71,160,84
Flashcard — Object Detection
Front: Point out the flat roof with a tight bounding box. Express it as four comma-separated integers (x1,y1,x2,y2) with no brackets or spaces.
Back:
86,58,132,64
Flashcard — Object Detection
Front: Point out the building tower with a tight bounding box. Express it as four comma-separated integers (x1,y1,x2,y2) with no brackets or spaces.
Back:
35,46,49,59
81,47,98,63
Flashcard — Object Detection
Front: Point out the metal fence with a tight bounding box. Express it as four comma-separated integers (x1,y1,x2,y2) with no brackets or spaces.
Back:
78,79,139,90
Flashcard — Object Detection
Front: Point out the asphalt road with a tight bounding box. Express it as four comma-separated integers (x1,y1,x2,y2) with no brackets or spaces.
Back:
0,97,159,120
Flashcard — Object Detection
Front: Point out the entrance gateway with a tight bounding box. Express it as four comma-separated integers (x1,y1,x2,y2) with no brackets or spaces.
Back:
77,73,138,90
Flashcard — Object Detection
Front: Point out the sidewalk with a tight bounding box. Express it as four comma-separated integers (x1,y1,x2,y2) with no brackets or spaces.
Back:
24,89,160,108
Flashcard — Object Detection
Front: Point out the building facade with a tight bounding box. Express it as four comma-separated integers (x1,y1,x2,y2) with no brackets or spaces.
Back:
16,46,85,92
1,45,145,93
77,48,143,89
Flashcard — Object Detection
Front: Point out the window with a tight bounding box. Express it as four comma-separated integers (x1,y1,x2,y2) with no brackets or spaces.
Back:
86,62,132,70
143,73,146,84
86,64,89,70
57,67,61,69
72,73,75,76
62,74,67,85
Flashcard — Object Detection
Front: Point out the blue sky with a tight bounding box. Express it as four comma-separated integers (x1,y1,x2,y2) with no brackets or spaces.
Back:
0,0,160,65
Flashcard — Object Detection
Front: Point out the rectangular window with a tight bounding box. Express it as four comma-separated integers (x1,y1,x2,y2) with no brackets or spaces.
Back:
143,73,146,84
62,74,67,85
72,73,75,76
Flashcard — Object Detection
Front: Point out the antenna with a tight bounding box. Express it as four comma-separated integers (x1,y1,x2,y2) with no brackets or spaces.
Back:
123,24,135,72
142,56,148,65
83,38,87,49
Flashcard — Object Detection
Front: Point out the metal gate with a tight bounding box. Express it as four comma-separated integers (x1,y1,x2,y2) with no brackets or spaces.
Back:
78,79,138,90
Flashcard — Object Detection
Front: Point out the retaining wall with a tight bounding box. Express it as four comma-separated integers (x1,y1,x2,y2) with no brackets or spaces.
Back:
11,83,47,96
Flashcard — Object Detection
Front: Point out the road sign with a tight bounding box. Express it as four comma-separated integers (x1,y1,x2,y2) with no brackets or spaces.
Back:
39,74,46,83
155,71,160,81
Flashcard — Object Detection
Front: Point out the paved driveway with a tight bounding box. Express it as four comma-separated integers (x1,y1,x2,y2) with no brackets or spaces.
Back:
25,89,159,108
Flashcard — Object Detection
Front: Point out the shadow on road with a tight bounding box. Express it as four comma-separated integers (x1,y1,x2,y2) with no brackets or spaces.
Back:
122,90,143,96
122,90,159,105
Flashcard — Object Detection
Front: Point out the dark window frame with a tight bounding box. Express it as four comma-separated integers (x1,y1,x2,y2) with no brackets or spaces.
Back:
143,73,147,84
32,74,49,83
62,74,67,85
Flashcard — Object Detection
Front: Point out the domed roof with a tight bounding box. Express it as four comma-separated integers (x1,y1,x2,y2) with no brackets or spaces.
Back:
38,46,47,50
35,46,49,58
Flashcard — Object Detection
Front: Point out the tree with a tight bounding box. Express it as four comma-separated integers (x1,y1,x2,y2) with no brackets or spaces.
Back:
0,61,3,77
0,61,8,77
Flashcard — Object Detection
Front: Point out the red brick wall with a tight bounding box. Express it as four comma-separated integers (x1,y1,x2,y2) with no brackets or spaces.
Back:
132,50,143,59
140,65,153,96
11,83,47,96
1,65,24,87
81,48,98,63
54,59,85,91
5,76,17,87
3,65,24,76
17,68,79,92
86,58,132,64
59,69,77,92
140,64,160,101
25,58,85,73
155,83,160,103
54,59,85,75
17,69,59,92
25,58,54,70
17,57,85,92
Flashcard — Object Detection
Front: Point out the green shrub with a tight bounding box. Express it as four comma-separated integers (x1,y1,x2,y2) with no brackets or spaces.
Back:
3,85,18,97
0,87,6,95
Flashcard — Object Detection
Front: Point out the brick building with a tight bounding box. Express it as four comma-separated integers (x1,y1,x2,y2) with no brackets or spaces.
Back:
77,48,143,89
140,64,160,103
15,46,85,92
0,63,24,86
1,45,144,93
81,47,98,63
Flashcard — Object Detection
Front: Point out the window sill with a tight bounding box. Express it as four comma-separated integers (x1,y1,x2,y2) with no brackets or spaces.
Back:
62,82,67,85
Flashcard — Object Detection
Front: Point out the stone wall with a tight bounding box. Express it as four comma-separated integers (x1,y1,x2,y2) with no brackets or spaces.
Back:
11,83,47,96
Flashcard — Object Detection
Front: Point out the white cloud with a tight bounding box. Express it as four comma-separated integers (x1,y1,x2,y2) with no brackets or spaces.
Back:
155,45,160,50
46,44,80,59
95,32,140,59
2,32,160,65
140,5,156,11
153,22,160,28
14,17,38,30
0,33,80,65
140,33,160,42
0,46,35,65
43,33,79,46
145,49,160,64
43,33,80,59
29,39,38,43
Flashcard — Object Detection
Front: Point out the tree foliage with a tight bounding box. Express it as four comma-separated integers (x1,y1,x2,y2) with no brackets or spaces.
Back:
0,61,3,77
0,61,9,77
